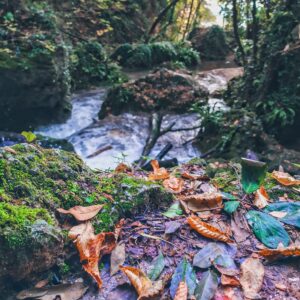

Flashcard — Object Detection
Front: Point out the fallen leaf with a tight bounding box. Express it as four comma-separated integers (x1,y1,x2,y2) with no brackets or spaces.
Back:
170,258,197,299
213,254,239,276
246,210,290,248
179,192,223,212
174,281,188,300
147,251,165,281
269,211,288,218
165,221,181,234
4,146,17,155
240,257,264,299
253,186,270,209
21,131,37,143
264,202,300,228
181,172,207,180
221,274,240,287
241,158,267,194
17,283,88,300
148,160,169,180
258,245,300,259
193,242,236,269
115,163,132,173
57,205,103,222
275,282,287,291
187,215,233,243
34,279,49,288
163,177,184,193
271,170,300,186
224,201,240,214
110,243,126,275
231,210,251,243
69,222,116,288
194,270,218,300
120,266,163,300
162,202,183,218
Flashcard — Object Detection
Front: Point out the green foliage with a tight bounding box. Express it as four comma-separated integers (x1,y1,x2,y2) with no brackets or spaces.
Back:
21,131,37,143
162,202,182,218
195,270,218,300
224,201,240,214
241,158,267,194
246,210,290,249
195,25,228,60
71,41,125,88
147,251,165,281
264,202,300,229
111,41,200,69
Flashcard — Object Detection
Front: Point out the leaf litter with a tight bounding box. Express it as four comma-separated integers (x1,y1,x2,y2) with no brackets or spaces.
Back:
17,160,300,299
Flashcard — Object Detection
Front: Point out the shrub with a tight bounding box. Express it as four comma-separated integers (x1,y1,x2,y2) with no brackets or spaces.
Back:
150,42,177,65
125,44,152,68
111,41,200,69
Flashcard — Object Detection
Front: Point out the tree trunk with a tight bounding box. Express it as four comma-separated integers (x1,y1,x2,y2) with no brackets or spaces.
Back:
146,0,180,42
252,0,258,64
232,0,246,65
183,0,195,40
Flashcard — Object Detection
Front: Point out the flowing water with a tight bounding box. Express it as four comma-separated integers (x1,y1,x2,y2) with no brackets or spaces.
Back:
36,68,241,170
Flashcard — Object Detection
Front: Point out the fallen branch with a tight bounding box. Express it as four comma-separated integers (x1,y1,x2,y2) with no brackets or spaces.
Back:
86,145,112,159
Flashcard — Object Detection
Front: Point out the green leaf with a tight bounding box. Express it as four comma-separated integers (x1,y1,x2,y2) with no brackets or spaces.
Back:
241,158,267,194
246,210,290,249
224,201,240,214
21,131,37,143
162,202,183,218
170,258,197,298
147,251,165,281
264,202,300,229
221,192,236,201
195,270,218,300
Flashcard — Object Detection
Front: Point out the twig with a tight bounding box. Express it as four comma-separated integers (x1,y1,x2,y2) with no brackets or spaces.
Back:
169,125,202,132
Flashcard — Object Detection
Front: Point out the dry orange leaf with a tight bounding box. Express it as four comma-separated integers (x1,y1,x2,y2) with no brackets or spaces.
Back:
253,186,270,209
148,160,169,181
115,163,132,173
221,274,240,287
120,266,164,300
179,192,223,212
187,215,233,243
163,177,184,194
258,245,300,259
174,281,188,300
271,170,300,186
68,222,116,288
57,205,103,222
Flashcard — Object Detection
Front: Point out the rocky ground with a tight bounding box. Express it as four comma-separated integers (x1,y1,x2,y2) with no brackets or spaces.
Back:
1,144,299,299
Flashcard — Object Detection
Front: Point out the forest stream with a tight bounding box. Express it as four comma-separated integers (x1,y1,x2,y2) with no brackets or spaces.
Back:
36,66,239,170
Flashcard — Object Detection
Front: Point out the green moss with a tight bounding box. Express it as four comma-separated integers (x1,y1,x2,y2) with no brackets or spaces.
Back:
0,202,54,247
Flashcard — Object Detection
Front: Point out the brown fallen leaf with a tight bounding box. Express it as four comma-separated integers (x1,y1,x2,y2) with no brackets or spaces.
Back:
258,245,300,259
4,146,17,155
275,282,287,291
221,275,240,287
163,177,184,194
68,222,116,288
240,257,264,299
179,192,223,212
120,266,164,300
271,170,300,186
187,215,234,243
253,186,270,209
57,205,104,222
115,163,132,173
269,211,288,218
174,281,188,300
148,160,169,181
110,243,126,275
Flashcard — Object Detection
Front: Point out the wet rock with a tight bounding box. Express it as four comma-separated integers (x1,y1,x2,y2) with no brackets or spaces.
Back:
99,68,209,118
0,47,71,131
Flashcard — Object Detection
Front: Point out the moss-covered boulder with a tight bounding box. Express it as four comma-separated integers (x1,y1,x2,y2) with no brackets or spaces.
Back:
0,144,172,286
189,25,229,60
99,68,209,118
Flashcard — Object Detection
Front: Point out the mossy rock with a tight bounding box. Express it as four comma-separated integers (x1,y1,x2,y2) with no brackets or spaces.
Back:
99,68,208,118
0,144,172,285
